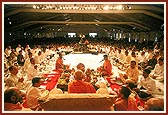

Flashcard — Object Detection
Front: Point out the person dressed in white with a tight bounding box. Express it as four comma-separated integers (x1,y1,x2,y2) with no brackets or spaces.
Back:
16,44,22,55
26,58,39,81
5,46,12,57
26,77,48,110
117,49,125,61
138,51,147,64
150,57,164,82
137,68,156,95
146,49,153,61
23,52,33,72
131,51,139,67
34,51,42,64
5,66,31,91
123,50,131,67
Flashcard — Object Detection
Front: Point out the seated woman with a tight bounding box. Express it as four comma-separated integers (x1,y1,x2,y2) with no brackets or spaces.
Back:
113,85,139,111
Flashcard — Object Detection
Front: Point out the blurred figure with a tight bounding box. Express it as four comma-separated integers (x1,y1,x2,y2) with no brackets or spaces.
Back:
84,68,92,82
113,86,139,111
76,63,85,73
96,81,109,94
4,87,23,111
26,58,39,81
144,98,164,111
17,50,25,66
123,50,131,67
91,77,99,91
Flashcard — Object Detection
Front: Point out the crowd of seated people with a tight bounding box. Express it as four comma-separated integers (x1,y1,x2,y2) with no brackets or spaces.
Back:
3,39,165,111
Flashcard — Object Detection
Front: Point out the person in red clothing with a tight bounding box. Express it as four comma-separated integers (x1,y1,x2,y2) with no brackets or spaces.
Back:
68,70,96,93
99,54,113,77
55,52,69,73
113,86,139,111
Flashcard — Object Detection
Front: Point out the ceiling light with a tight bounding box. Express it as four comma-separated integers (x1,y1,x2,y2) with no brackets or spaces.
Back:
103,5,109,10
116,5,123,10
33,5,36,9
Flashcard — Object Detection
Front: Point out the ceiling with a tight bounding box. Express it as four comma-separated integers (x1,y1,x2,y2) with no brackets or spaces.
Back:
4,3,164,36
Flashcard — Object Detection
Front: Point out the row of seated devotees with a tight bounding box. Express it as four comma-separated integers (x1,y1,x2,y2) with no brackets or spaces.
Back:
4,61,164,111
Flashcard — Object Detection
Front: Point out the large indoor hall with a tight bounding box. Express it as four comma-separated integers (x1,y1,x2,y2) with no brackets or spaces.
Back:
2,2,166,113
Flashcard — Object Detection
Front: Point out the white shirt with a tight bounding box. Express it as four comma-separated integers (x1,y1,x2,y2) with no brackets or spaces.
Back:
138,55,147,63
5,74,30,90
152,64,164,77
138,76,156,94
146,52,153,61
34,54,42,64
26,64,39,81
23,58,31,72
26,86,43,109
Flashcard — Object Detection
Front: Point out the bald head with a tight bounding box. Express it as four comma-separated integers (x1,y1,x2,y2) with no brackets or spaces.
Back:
76,63,85,72
74,70,84,80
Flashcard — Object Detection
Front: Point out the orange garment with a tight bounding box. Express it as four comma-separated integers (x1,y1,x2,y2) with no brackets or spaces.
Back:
68,80,96,93
114,96,139,111
55,57,64,73
102,59,112,76
4,103,22,111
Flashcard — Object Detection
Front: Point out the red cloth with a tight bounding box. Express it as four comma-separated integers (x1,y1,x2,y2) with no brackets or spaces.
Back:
106,77,121,91
4,103,22,111
43,73,60,91
68,80,96,93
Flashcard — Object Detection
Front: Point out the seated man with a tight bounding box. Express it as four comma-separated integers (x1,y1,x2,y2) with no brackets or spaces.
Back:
26,77,48,111
136,67,156,99
98,54,113,77
119,60,139,84
5,66,31,91
26,58,39,81
4,87,24,111
149,57,164,82
113,85,139,111
68,70,96,93
55,52,70,73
